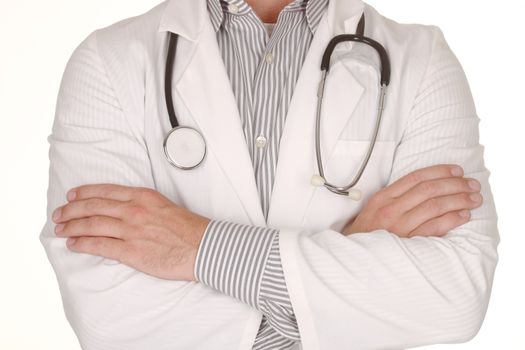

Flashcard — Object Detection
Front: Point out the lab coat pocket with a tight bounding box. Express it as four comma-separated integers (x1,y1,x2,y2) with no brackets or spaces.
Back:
328,139,397,190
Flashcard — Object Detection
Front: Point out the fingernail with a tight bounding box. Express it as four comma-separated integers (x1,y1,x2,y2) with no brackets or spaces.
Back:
55,224,64,234
52,208,62,222
67,238,77,247
470,193,482,203
67,190,77,201
459,210,470,218
468,180,481,191
451,166,463,176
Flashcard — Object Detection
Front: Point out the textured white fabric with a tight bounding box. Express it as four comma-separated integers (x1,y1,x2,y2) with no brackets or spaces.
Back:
278,13,500,350
39,0,499,349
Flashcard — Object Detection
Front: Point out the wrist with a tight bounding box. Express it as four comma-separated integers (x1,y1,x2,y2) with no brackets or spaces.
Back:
190,215,211,282
174,206,211,282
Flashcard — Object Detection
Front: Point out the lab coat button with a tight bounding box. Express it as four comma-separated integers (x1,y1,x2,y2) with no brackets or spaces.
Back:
228,4,240,14
256,135,267,148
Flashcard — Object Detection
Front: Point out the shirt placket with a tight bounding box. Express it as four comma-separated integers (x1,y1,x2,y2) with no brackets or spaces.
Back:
252,8,302,220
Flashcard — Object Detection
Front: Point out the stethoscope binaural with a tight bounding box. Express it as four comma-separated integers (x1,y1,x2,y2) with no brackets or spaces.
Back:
163,13,390,200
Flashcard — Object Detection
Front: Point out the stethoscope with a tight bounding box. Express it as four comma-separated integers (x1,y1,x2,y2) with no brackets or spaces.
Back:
163,13,390,200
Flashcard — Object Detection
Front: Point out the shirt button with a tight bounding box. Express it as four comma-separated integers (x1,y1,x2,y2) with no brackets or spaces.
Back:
227,4,239,14
265,52,274,64
255,135,267,148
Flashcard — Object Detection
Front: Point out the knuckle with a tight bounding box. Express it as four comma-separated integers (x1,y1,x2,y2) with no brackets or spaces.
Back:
89,238,104,250
128,203,148,220
135,187,158,202
419,181,439,197
425,197,442,213
367,187,388,208
424,221,441,236
368,191,385,207
60,205,70,218
57,221,70,236
463,193,474,204
462,178,478,191
407,171,423,185
74,237,87,249
87,216,103,230
85,199,101,212
377,205,395,223
406,226,420,237
389,222,404,236
100,186,114,199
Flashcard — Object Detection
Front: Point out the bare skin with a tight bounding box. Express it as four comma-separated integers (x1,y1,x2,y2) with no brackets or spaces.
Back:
245,0,294,23
342,165,482,237
51,2,483,282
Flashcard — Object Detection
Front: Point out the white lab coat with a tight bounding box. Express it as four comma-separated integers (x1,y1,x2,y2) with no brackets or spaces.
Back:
40,0,499,349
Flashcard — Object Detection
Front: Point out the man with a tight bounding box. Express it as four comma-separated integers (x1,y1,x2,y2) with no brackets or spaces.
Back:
41,0,499,349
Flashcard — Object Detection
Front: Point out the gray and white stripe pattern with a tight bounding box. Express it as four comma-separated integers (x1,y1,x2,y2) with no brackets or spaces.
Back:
195,0,329,349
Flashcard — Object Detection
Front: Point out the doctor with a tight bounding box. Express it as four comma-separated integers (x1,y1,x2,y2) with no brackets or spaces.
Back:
41,0,499,349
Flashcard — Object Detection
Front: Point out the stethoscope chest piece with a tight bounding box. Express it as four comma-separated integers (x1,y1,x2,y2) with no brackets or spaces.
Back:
163,126,206,170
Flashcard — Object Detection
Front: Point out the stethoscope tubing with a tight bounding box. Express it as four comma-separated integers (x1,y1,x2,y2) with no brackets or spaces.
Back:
315,82,388,196
313,14,391,197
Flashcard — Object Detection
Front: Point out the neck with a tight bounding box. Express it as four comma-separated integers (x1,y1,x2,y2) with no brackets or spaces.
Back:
245,0,295,23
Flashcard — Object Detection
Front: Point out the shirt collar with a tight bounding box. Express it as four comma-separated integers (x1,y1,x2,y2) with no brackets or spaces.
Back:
207,0,329,34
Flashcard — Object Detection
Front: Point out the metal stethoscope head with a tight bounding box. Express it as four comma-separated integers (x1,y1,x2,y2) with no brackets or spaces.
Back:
311,14,391,200
163,32,207,170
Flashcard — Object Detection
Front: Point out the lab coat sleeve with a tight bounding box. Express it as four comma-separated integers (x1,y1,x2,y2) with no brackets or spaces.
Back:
39,30,241,349
277,27,500,350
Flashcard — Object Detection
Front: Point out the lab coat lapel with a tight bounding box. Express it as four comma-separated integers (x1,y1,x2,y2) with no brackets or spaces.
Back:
160,0,266,227
267,1,365,228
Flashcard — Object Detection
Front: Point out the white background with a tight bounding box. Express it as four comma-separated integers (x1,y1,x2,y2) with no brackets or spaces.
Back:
1,0,523,348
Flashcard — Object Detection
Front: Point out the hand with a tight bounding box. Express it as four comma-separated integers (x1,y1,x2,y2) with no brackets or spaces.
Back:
51,184,211,282
342,164,483,238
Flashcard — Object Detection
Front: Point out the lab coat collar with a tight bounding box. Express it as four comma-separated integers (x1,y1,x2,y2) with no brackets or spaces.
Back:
158,0,205,41
158,0,365,40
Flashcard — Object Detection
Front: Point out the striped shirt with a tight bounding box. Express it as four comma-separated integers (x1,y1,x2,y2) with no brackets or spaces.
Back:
194,0,329,349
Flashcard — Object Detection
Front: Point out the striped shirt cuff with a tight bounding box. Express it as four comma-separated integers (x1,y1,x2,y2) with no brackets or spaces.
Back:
194,220,278,309
194,220,300,342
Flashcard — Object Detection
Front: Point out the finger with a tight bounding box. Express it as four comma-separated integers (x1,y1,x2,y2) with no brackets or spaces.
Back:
400,192,483,233
67,183,149,202
66,236,127,262
382,164,464,199
394,177,481,214
407,209,471,238
55,215,130,240
54,198,130,223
